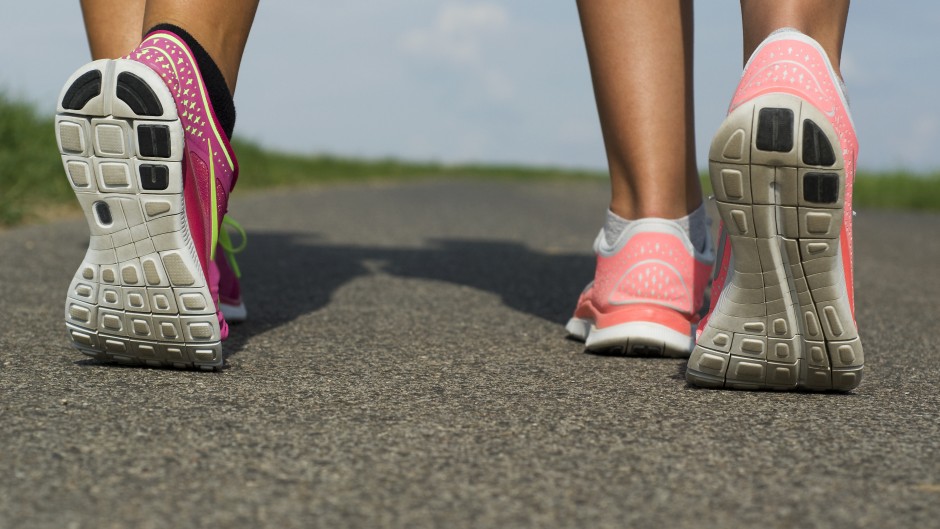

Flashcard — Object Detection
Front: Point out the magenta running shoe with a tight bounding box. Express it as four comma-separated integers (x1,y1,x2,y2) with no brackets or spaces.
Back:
57,30,238,369
566,219,715,357
686,29,863,390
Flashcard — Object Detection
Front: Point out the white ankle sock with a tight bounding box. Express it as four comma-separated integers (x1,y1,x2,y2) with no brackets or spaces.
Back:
602,210,633,247
603,203,708,252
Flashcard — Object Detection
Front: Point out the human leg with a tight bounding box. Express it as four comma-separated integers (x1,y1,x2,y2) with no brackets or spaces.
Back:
567,0,714,357
142,1,258,93
687,1,863,390
576,0,701,220
80,0,145,60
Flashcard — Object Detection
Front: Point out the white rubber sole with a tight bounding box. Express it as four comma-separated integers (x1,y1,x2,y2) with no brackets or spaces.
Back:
567,317,694,358
57,59,223,370
686,93,863,391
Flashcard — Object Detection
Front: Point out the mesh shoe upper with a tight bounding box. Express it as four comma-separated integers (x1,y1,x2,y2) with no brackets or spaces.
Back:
572,218,714,336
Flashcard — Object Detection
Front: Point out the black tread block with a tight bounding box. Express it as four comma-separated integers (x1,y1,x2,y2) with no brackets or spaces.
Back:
802,119,836,166
137,125,171,158
62,70,102,110
756,108,794,153
94,202,113,225
116,72,164,116
139,164,170,190
803,172,840,204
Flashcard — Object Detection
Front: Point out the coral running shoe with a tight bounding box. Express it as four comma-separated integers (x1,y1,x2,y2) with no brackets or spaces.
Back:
686,29,863,391
57,30,238,369
566,218,715,357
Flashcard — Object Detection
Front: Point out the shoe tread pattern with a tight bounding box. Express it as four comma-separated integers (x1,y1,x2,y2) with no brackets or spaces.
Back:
57,60,222,370
687,93,862,391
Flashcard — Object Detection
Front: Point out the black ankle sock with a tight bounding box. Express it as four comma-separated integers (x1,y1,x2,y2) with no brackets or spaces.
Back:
146,23,236,139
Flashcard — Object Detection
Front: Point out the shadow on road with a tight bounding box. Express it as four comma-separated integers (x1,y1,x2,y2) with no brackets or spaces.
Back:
223,231,595,358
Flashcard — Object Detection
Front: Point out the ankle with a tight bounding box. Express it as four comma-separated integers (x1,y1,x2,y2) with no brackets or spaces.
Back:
609,197,703,221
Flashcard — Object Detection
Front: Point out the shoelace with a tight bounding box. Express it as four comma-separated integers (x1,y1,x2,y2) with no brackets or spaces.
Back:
218,216,247,277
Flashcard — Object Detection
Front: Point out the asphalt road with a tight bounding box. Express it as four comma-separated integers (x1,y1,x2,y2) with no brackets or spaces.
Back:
2,179,939,529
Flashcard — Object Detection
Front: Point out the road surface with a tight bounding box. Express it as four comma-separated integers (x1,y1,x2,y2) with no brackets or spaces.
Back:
1,179,938,528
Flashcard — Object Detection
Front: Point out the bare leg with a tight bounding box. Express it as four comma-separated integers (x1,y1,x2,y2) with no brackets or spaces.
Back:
576,0,700,220
80,0,145,59
741,0,850,76
142,1,259,93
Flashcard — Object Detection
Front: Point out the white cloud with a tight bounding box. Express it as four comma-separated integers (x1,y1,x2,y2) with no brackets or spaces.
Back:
400,3,509,64
399,2,514,101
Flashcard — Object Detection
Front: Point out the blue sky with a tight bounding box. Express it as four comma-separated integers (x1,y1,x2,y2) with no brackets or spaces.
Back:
2,2,937,172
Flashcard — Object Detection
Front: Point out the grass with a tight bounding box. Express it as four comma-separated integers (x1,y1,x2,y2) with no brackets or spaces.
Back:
853,170,940,211
0,94,75,225
231,138,603,190
3,92,940,227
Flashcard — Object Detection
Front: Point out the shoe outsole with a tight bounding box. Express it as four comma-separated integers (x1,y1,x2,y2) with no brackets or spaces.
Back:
566,318,693,358
57,59,223,370
686,93,863,391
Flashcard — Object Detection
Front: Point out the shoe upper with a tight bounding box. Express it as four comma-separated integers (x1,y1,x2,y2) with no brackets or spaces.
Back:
573,218,715,332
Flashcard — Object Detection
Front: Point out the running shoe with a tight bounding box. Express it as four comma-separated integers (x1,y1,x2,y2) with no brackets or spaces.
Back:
566,218,715,357
57,29,238,369
686,29,863,390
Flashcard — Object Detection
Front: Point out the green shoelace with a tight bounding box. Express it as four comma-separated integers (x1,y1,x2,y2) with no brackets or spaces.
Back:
218,216,247,277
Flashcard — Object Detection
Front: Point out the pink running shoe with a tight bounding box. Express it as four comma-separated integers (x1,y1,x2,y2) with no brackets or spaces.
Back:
566,219,715,357
57,30,238,369
686,29,863,391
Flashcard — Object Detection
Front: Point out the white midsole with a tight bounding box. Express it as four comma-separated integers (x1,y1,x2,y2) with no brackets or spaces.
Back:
567,318,694,357
220,301,247,323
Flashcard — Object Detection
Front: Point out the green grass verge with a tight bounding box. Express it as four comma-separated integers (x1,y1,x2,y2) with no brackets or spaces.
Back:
0,94,75,225
3,92,940,227
231,138,603,190
853,171,940,211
